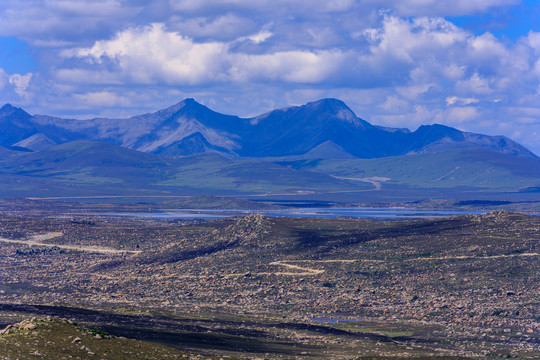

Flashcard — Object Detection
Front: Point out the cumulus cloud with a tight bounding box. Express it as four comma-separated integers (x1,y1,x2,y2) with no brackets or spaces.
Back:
361,16,468,71
244,28,273,44
446,96,480,106
0,68,33,104
8,73,33,96
66,23,229,85
230,50,347,83
63,23,347,85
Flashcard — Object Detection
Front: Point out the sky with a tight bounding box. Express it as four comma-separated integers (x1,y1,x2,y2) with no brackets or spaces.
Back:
0,0,540,155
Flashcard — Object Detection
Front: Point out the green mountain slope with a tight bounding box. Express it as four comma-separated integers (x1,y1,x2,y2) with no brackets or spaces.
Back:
0,141,537,198
279,148,540,191
0,140,370,197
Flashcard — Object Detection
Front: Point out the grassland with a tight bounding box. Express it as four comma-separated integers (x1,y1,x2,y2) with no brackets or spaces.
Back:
280,148,540,191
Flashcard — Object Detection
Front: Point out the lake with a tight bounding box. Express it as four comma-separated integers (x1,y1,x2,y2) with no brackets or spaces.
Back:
102,207,487,220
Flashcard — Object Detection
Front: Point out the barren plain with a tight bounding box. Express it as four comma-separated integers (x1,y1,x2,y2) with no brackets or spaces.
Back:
0,200,538,359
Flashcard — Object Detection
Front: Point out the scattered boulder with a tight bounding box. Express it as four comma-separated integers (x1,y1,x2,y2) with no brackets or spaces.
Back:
0,324,13,335
16,319,38,330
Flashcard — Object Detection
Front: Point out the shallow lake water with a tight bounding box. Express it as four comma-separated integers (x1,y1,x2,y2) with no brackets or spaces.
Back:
102,207,487,220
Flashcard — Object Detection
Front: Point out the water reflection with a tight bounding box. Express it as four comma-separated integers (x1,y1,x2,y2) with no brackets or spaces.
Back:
102,207,486,220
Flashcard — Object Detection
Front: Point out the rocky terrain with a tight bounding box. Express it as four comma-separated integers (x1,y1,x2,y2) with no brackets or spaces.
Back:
0,202,538,358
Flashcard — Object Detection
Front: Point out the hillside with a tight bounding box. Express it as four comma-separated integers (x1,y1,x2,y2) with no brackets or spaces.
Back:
0,141,538,198
0,140,369,197
0,317,200,359
280,148,540,192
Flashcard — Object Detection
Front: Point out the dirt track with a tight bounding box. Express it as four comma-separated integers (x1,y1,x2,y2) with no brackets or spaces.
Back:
0,233,140,255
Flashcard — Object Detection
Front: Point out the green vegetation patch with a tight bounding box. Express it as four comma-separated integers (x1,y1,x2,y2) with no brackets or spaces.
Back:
0,317,215,360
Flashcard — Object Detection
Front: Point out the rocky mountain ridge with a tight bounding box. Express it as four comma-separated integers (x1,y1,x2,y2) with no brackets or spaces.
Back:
0,99,537,159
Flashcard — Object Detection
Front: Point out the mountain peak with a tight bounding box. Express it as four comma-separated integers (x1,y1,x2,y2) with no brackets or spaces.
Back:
145,98,208,121
183,97,197,104
415,124,463,139
161,98,212,115
0,104,30,117
1,103,15,111
304,98,357,121
305,98,349,110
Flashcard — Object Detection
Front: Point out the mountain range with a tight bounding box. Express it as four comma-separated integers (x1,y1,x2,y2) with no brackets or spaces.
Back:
0,98,537,159
0,98,538,199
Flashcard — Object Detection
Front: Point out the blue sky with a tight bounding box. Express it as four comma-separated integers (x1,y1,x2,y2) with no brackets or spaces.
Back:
1,0,539,155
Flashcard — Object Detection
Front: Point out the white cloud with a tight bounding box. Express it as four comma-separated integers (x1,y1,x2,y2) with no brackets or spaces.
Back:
442,63,466,81
455,73,494,95
446,96,479,106
55,69,123,85
8,73,33,96
67,23,229,85
362,16,468,63
64,23,347,85
525,31,540,54
230,50,346,83
372,104,444,128
245,29,273,44
73,91,130,107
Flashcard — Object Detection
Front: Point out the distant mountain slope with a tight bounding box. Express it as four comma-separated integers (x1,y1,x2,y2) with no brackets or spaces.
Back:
0,99,536,160
12,133,58,151
406,124,533,158
242,99,537,159
0,104,37,149
280,148,540,191
29,99,243,157
0,140,369,197
240,99,392,157
0,141,537,197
